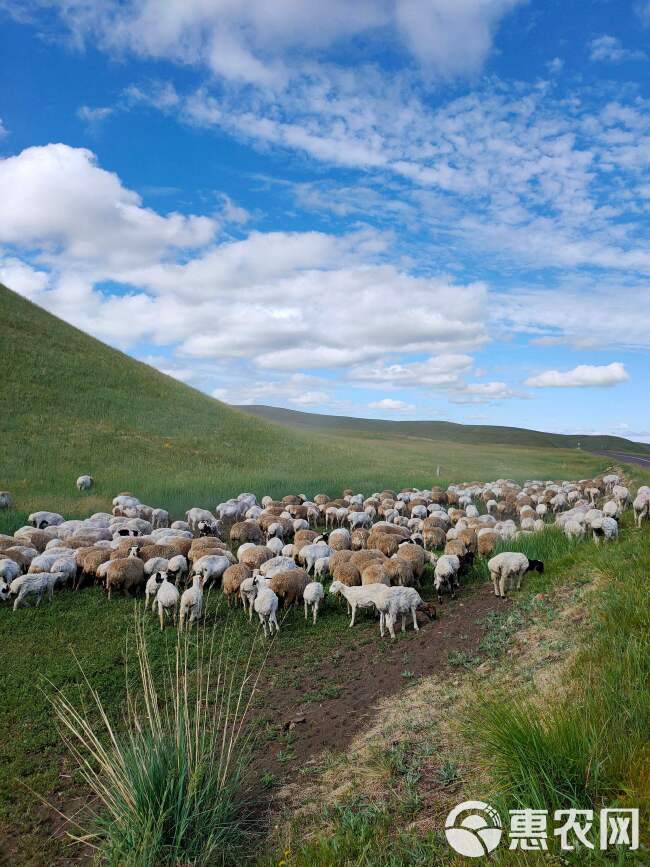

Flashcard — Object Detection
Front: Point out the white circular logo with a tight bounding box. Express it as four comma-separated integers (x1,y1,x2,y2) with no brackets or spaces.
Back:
445,800,503,857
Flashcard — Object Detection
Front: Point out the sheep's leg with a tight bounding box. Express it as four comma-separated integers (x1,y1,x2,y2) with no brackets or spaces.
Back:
412,606,419,631
312,601,318,625
108,585,112,601
388,615,396,640
401,613,406,633
304,599,309,620
159,604,164,631
349,603,356,628
380,612,385,638
492,573,499,597
499,575,507,598
272,611,280,634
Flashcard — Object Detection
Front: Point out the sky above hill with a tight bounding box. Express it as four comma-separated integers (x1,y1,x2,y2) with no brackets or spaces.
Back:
1,0,649,440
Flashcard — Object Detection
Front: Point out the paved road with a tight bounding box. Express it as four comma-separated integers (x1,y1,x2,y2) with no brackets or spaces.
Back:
591,450,650,469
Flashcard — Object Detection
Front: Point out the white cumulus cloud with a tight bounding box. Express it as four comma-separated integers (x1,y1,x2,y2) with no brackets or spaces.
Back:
525,362,629,388
368,398,416,411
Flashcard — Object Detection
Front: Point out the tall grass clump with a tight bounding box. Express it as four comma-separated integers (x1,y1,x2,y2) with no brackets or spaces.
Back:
50,611,262,866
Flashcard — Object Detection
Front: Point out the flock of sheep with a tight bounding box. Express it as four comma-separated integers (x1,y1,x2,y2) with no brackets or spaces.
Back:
0,471,646,639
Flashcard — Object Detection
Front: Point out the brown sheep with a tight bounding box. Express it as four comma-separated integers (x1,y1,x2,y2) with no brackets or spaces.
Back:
429,489,448,505
139,543,178,562
239,545,274,571
422,515,447,531
314,494,330,506
269,568,309,607
331,562,361,586
367,531,401,557
14,528,49,552
330,549,354,572
75,547,110,589
328,531,351,551
259,513,293,535
423,526,446,550
351,528,370,550
294,529,320,543
384,556,415,587
105,554,145,600
395,543,426,581
478,530,499,556
3,546,37,570
444,539,468,558
447,508,466,525
361,562,390,586
457,528,478,555
222,564,251,606
350,549,385,572
373,523,410,538
230,520,264,545
282,495,302,506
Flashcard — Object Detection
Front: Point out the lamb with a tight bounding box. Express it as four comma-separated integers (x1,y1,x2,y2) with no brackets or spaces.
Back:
377,586,435,639
488,552,544,598
303,581,324,624
155,572,180,629
105,546,145,600
633,493,650,528
298,542,333,575
145,573,160,610
314,557,330,579
76,474,94,491
329,580,390,627
167,554,189,585
179,574,204,630
239,574,269,619
434,554,460,603
254,587,280,637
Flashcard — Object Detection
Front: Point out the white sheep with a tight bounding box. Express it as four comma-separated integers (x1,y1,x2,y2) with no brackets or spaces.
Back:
167,554,189,584
28,511,64,529
314,557,330,580
591,516,618,544
434,554,460,602
76,474,93,491
186,507,218,534
0,558,21,582
179,574,204,630
192,554,230,587
377,586,432,639
239,574,271,620
303,581,324,624
328,581,389,627
155,572,180,629
144,556,169,576
266,537,285,556
633,493,650,528
299,542,333,575
254,587,280,637
10,572,64,610
612,485,630,508
0,491,12,510
563,519,585,540
488,552,544,598
348,512,372,531
145,574,160,610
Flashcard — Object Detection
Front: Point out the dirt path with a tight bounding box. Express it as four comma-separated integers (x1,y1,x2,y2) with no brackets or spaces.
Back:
244,581,504,805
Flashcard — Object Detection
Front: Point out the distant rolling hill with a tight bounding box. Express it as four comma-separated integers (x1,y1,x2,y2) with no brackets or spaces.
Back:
0,282,619,528
240,405,650,456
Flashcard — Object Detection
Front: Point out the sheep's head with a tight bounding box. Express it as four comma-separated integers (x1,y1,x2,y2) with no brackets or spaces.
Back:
154,571,167,585
128,546,139,558
329,581,343,596
527,559,544,574
0,584,10,602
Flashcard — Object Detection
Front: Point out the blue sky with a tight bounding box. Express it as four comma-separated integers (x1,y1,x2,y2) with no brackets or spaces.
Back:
1,0,649,440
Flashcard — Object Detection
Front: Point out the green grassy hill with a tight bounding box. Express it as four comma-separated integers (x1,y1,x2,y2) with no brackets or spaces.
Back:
1,283,613,530
240,404,650,455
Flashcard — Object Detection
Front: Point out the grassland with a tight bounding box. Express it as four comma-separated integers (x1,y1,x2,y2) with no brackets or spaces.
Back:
1,283,614,537
241,404,650,456
2,282,647,864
